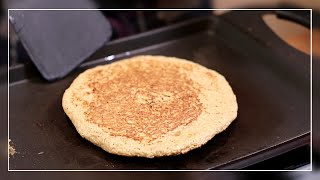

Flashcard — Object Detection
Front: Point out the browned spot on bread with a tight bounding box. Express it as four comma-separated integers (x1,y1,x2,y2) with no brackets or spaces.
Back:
85,58,203,142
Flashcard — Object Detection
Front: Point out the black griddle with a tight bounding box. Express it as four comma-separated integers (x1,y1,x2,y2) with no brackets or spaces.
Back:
9,11,314,170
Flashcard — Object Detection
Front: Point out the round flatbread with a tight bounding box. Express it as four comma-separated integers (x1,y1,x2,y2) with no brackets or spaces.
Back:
62,55,237,158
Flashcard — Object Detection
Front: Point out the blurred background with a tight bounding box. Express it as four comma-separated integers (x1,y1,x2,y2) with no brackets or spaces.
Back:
0,0,319,65
0,0,319,179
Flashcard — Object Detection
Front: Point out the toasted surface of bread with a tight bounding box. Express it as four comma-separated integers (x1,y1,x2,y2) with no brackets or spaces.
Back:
62,55,237,158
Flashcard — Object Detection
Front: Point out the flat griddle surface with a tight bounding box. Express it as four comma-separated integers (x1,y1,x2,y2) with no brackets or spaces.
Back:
9,12,311,170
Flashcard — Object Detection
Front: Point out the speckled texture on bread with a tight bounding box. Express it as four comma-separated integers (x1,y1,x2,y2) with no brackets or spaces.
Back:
62,55,237,158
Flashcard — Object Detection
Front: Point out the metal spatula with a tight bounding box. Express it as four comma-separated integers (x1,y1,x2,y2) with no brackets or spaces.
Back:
8,1,112,81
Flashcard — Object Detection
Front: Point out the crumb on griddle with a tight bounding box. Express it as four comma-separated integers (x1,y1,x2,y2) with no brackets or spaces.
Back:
9,139,16,157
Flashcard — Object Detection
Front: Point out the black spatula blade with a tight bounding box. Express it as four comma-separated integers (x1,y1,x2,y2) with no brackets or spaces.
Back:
9,9,112,81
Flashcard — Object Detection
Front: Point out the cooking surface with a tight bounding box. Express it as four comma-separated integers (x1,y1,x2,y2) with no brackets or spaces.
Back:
9,13,310,169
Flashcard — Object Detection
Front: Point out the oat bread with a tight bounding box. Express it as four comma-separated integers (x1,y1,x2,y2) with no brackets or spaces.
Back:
62,55,238,158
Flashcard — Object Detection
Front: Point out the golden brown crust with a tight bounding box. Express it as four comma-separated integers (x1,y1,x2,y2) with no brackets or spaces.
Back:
84,58,203,142
62,55,238,158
